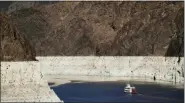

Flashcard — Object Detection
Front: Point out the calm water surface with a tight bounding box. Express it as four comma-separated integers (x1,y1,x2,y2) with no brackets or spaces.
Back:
50,81,184,102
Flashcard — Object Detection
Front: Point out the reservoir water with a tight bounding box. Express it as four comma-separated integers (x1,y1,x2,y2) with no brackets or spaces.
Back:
50,80,184,102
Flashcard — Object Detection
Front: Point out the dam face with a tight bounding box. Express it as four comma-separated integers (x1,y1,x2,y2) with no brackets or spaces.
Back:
1,61,62,102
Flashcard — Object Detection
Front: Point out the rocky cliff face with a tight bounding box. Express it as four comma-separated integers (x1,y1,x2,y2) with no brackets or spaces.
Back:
165,7,184,57
9,1,184,56
0,13,36,61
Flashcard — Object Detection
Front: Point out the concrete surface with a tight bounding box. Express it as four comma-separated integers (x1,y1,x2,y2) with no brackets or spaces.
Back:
1,61,62,102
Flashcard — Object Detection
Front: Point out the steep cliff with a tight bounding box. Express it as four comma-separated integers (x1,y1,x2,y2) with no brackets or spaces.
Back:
0,13,36,61
9,1,184,56
165,7,184,57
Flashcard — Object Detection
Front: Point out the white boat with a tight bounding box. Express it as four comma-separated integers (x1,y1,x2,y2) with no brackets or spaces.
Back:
124,84,137,94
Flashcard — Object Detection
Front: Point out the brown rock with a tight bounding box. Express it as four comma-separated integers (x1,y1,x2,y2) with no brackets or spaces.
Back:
9,1,184,56
165,7,184,57
0,13,36,61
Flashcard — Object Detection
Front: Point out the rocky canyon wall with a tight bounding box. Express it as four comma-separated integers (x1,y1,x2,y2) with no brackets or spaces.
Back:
9,1,184,56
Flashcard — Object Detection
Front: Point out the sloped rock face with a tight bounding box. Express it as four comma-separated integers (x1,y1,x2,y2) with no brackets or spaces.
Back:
1,62,62,102
10,1,184,56
0,13,36,61
165,7,184,57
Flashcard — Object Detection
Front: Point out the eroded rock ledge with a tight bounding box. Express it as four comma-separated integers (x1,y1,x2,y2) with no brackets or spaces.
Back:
1,61,62,102
37,56,184,84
